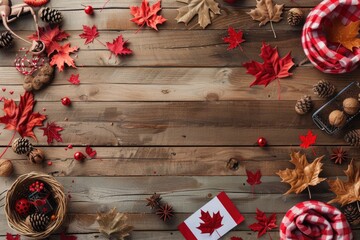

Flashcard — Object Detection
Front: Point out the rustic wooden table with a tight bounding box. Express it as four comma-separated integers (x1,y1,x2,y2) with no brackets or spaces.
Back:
0,0,359,239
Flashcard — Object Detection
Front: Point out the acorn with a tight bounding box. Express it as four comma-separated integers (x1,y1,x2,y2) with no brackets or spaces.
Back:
28,148,45,164
329,110,346,127
343,98,360,115
287,8,305,26
0,159,13,177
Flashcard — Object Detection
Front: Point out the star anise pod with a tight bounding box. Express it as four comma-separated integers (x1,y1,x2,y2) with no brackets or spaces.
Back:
331,147,349,164
156,204,174,222
146,193,162,209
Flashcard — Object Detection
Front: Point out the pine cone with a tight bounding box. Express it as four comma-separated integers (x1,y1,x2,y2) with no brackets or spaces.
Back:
344,129,360,147
26,213,50,232
287,8,304,26
342,202,360,225
12,138,33,155
39,7,63,24
295,95,313,115
0,31,13,48
313,80,336,98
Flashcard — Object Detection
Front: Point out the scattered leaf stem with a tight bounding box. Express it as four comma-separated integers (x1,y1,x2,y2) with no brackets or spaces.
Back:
270,21,276,38
0,130,17,159
268,232,273,240
357,201,360,213
307,186,312,199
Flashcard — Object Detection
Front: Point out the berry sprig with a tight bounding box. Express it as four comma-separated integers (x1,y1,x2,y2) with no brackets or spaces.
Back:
29,181,44,192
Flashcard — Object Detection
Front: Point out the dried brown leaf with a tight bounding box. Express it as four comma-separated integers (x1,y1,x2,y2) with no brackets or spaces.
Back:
328,159,360,206
176,0,221,29
96,208,133,240
276,152,326,195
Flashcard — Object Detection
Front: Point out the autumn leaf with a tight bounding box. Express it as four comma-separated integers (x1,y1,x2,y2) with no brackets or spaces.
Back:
6,233,20,240
28,25,70,56
97,208,134,240
248,208,277,238
106,35,133,57
325,18,360,52
24,0,49,7
247,0,284,38
50,43,79,72
86,145,97,158
276,152,326,196
68,74,80,85
176,0,221,29
0,92,46,140
328,159,360,206
243,42,294,97
230,237,243,240
197,210,223,235
60,233,77,240
40,122,64,144
79,25,100,45
299,130,317,149
246,169,262,194
130,0,167,31
223,26,245,51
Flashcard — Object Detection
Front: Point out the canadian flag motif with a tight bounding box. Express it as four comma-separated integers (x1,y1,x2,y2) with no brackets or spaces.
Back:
178,192,244,240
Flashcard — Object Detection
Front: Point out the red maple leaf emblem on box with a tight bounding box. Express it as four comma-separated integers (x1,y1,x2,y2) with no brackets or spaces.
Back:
197,210,223,236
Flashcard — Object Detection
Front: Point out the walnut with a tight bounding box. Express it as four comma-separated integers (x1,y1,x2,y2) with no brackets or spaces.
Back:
343,98,360,115
329,110,346,127
28,148,45,164
0,159,13,177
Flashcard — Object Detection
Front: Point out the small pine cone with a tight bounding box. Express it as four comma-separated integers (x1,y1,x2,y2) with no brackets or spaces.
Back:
313,80,336,98
26,213,50,232
12,138,33,155
0,31,13,48
39,7,63,24
295,95,313,115
287,8,304,26
342,202,360,226
344,129,360,147
28,148,45,164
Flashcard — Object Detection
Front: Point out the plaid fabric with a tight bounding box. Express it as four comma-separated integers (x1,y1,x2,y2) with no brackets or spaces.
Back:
280,201,353,240
301,0,360,74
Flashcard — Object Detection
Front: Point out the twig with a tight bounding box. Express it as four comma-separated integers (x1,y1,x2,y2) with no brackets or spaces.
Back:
0,130,17,159
307,186,312,199
357,201,360,213
277,78,281,100
96,38,107,48
270,21,276,38
298,58,310,67
101,0,111,12
268,232,273,240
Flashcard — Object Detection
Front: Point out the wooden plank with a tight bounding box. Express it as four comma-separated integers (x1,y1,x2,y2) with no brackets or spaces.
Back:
0,177,343,213
0,8,309,31
2,147,359,177
0,67,358,101
48,0,322,9
0,101,355,146
0,30,305,67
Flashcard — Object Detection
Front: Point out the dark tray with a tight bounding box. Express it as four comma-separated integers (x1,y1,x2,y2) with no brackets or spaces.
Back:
312,81,360,135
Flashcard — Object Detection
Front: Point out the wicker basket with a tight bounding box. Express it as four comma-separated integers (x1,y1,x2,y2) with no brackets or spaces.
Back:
5,172,67,239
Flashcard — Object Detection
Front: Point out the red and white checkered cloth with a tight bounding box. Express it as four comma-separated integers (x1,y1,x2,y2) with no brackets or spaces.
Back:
280,201,353,239
301,0,360,74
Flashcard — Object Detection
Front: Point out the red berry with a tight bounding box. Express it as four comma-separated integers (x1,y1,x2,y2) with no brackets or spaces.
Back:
61,97,71,106
84,5,94,15
257,137,267,147
74,152,85,161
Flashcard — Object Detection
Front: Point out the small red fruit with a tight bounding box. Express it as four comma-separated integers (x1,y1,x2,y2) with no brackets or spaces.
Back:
15,198,31,216
257,137,267,147
61,97,71,106
84,5,94,15
74,152,85,161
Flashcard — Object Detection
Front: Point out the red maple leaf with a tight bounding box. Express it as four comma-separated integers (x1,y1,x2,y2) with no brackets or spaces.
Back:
246,169,262,185
299,130,317,149
230,237,243,240
0,92,46,140
243,42,294,89
86,145,97,158
40,122,64,144
224,0,237,4
6,233,20,240
223,26,245,51
130,0,167,31
197,210,223,235
28,26,70,56
24,0,48,7
79,25,99,45
50,43,79,72
106,35,133,57
249,209,277,238
60,233,77,240
68,74,80,85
